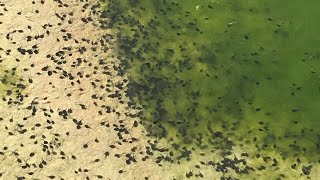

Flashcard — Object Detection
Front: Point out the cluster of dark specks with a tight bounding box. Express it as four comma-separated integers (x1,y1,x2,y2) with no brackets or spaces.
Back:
0,0,161,179
2,0,318,179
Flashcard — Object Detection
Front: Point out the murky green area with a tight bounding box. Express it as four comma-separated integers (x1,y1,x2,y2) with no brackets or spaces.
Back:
100,0,320,178
0,65,24,100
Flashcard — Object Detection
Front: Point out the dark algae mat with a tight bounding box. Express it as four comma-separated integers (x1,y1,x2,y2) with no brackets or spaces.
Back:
99,0,320,179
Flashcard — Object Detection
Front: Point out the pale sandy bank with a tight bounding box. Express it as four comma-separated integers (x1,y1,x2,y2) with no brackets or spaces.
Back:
0,0,164,179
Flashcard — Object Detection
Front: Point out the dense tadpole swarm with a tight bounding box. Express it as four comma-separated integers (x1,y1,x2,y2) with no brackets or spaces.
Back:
0,0,319,179
99,0,320,179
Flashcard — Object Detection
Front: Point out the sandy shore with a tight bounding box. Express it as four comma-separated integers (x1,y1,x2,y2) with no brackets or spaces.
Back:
0,0,165,179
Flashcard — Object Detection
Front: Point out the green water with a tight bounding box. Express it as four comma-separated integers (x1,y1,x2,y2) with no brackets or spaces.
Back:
100,0,320,178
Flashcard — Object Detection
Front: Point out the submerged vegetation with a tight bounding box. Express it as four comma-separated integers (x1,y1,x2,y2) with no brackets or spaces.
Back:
99,0,320,178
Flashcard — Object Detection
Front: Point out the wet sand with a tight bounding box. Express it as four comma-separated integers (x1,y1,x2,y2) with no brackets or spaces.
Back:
0,0,164,179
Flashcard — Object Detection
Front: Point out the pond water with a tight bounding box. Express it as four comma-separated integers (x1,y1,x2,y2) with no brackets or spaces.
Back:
100,0,320,178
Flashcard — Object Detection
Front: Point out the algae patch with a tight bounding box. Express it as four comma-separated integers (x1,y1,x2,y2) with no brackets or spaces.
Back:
0,65,26,104
100,0,320,179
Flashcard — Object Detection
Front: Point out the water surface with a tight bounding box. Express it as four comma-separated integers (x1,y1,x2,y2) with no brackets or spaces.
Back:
101,0,320,178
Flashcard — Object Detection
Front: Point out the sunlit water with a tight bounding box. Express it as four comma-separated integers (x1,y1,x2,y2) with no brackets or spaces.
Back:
100,0,320,178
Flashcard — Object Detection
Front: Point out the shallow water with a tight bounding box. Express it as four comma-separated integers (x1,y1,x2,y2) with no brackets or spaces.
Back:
101,0,320,178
